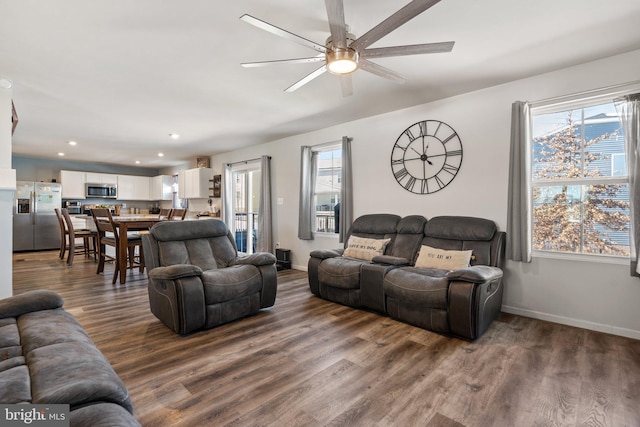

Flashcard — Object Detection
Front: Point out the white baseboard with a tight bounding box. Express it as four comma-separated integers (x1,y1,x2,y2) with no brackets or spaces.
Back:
501,305,640,340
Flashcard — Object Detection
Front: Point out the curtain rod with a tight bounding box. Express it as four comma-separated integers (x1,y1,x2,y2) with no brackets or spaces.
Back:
226,156,270,167
529,79,640,109
308,136,351,150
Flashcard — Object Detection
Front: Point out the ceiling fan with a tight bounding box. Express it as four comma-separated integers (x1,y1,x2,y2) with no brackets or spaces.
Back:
240,0,454,96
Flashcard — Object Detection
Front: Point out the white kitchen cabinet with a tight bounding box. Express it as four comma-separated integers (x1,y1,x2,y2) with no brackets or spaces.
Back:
178,168,213,199
59,170,86,199
85,172,118,184
117,175,151,201
150,175,173,201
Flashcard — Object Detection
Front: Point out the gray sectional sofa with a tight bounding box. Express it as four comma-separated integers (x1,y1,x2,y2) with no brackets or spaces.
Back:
308,214,505,340
0,290,139,426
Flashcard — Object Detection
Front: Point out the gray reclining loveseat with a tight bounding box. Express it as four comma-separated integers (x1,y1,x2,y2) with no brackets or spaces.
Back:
308,214,505,340
142,219,278,334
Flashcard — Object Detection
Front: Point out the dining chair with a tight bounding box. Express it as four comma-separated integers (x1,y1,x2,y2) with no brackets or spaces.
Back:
158,208,171,220
168,208,187,220
60,208,98,266
54,208,68,260
90,208,144,284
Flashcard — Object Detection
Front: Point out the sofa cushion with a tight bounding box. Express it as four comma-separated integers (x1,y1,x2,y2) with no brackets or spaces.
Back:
347,214,401,241
17,309,94,354
202,265,263,304
0,319,21,358
70,402,141,427
318,257,365,290
424,216,496,241
0,363,31,403
28,342,132,411
343,236,391,261
152,220,238,268
383,269,449,310
389,215,427,261
414,245,472,271
0,290,63,319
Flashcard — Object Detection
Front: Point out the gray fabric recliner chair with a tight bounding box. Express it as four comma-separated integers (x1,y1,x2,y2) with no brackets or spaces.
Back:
142,219,277,334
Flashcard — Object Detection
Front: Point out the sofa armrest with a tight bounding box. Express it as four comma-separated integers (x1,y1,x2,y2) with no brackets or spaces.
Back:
371,255,410,266
447,266,504,340
309,248,344,259
233,252,277,267
149,264,203,281
0,290,64,319
446,266,503,284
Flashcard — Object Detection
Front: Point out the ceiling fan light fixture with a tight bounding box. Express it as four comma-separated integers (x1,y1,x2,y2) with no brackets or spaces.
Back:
327,48,358,75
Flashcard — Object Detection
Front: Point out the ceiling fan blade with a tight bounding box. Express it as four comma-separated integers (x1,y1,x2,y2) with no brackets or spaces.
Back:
241,55,325,68
340,74,353,97
240,14,326,54
285,65,327,92
358,59,406,84
362,41,454,59
325,0,347,49
350,0,441,51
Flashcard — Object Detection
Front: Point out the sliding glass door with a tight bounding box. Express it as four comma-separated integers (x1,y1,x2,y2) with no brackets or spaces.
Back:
231,164,261,254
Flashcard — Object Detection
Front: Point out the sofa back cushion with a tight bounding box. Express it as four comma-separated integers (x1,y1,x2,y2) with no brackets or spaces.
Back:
422,216,504,267
389,215,428,262
149,219,237,269
345,214,401,255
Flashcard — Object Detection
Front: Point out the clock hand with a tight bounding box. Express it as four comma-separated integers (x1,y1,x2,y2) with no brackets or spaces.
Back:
410,147,422,157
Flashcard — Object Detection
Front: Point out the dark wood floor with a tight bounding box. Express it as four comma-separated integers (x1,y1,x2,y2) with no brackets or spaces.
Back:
12,250,640,427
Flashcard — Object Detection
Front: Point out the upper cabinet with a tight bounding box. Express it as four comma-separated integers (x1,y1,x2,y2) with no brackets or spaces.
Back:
85,172,117,184
117,175,151,201
178,168,213,199
59,170,86,199
150,175,173,201
60,170,170,201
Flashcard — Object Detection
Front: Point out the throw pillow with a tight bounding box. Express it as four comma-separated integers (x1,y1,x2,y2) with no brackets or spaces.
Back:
343,236,391,261
414,245,472,270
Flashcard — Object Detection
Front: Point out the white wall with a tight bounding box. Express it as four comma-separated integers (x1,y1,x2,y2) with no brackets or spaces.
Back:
209,49,640,339
0,83,16,298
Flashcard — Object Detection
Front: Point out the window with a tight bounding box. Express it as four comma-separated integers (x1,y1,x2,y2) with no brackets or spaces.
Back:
314,145,341,234
530,101,629,257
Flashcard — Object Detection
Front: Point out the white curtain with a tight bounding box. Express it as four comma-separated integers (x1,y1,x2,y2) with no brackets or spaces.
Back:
257,155,272,253
339,136,353,243
222,163,233,232
506,101,532,262
615,94,640,276
298,146,317,240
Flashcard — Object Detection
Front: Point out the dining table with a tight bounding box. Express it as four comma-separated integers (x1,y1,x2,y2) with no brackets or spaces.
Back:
111,216,165,284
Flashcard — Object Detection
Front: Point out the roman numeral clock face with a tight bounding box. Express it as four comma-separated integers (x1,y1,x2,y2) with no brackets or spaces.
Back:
391,120,463,194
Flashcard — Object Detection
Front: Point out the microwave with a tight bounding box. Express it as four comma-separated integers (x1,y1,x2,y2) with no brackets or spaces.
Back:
86,183,117,199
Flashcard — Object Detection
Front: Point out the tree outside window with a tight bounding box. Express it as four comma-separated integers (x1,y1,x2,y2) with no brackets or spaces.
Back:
531,103,630,256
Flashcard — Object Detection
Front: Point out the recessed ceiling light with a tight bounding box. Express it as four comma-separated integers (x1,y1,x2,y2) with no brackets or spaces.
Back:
57,152,65,156
169,133,180,140
0,78,12,89
68,141,77,146
135,160,141,164
158,153,164,157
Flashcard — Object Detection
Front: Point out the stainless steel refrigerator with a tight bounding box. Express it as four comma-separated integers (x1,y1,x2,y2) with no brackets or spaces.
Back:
13,181,62,251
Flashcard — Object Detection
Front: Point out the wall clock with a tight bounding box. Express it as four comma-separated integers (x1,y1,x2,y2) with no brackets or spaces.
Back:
390,120,463,194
